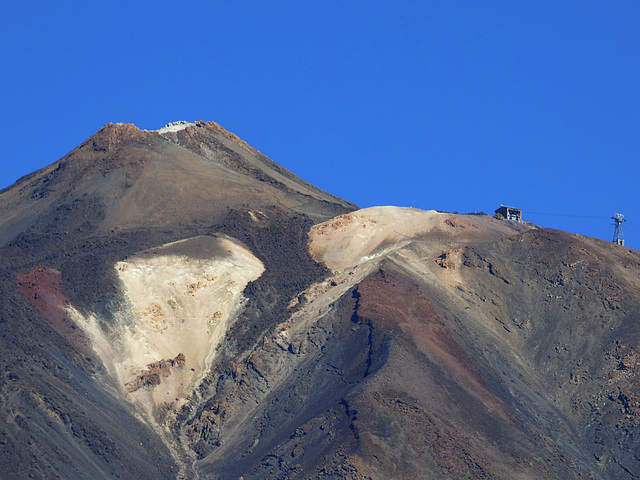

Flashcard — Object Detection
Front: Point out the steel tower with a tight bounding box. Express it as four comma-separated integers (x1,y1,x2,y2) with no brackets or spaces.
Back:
612,213,626,246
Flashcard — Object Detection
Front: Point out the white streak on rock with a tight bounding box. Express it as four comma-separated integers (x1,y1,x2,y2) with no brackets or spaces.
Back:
154,121,195,134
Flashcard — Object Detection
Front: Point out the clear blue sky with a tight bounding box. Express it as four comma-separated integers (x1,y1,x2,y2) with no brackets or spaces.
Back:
2,2,639,247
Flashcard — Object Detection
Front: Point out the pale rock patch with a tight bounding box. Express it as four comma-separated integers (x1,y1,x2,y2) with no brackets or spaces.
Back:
154,121,196,134
65,235,264,427
309,206,444,273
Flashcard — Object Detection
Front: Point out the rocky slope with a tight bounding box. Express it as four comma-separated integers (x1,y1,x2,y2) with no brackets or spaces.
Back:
1,121,639,479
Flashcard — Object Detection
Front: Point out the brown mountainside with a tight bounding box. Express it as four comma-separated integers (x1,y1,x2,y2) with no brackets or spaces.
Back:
0,121,639,479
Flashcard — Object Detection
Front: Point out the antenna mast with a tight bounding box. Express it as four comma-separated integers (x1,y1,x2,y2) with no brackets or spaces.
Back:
612,213,626,246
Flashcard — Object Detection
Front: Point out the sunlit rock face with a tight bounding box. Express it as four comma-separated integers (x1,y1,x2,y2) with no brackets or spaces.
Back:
66,235,264,423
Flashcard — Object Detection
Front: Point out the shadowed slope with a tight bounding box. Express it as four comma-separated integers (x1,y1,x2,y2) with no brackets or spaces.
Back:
188,208,640,479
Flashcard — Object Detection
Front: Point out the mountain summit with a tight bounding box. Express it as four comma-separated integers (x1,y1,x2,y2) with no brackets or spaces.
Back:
0,121,353,245
1,121,639,479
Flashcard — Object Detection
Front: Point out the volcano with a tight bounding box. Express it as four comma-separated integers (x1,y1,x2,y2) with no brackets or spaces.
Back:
1,120,639,479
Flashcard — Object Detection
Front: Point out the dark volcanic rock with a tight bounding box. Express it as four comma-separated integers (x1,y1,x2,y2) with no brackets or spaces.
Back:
1,121,639,480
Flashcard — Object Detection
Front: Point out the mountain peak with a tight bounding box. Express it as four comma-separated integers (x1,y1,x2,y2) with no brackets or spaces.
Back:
3,121,638,479
0,119,355,246
90,122,147,149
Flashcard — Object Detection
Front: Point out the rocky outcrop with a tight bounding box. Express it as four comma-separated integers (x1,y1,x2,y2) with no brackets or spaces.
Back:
126,354,187,393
